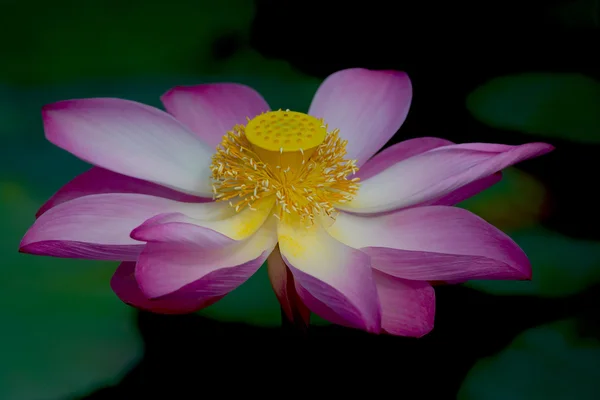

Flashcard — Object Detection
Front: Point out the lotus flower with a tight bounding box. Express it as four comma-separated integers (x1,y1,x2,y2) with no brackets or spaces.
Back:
19,69,553,336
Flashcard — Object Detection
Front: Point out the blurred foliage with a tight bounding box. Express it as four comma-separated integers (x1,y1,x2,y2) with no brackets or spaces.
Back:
1,0,255,84
467,73,600,144
466,226,600,297
459,168,550,231
0,182,142,400
458,319,600,400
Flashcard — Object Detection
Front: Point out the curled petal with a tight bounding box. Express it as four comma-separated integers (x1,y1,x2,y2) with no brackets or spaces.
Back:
37,167,209,217
135,216,278,299
131,197,275,242
374,270,435,337
342,142,554,214
308,68,412,166
277,219,381,332
43,98,214,196
161,83,270,148
20,193,203,261
328,206,531,282
111,262,223,314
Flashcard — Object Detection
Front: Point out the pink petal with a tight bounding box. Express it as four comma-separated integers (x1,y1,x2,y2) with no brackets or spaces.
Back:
267,246,310,328
356,138,502,210
308,68,412,166
20,193,198,261
43,98,214,196
425,172,503,207
343,142,554,214
111,262,224,314
161,83,270,149
135,218,278,298
373,270,435,337
329,206,531,282
131,197,274,242
130,212,235,246
356,137,454,181
37,167,210,217
277,220,381,332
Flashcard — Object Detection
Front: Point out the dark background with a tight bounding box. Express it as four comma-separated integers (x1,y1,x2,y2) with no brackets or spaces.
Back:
2,0,599,399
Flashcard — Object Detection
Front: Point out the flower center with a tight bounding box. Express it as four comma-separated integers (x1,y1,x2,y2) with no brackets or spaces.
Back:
210,110,360,224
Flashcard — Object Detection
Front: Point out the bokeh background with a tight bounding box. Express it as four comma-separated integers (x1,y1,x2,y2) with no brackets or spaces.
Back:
2,0,600,398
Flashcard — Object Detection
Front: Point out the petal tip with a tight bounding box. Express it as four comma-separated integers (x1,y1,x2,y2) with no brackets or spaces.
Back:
160,86,185,103
18,241,44,256
527,142,555,156
521,263,533,281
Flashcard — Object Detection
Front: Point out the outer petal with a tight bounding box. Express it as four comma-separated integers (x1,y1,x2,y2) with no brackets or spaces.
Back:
43,98,214,196
20,193,233,261
308,68,412,166
135,216,278,299
267,246,310,328
111,262,224,314
328,206,531,282
161,83,270,148
342,142,554,213
277,219,381,332
373,270,435,337
37,167,210,217
356,138,502,209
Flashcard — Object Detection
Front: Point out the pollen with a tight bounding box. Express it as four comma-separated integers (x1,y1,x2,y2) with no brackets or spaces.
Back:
210,110,360,224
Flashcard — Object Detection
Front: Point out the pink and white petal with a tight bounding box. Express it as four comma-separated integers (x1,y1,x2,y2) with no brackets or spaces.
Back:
111,262,224,314
37,167,210,217
356,137,454,181
161,83,270,148
135,216,278,298
277,220,381,332
20,193,230,261
424,172,503,206
373,270,435,337
342,142,554,214
328,206,531,282
267,246,310,328
308,68,412,166
131,197,275,242
43,98,214,196
131,213,236,247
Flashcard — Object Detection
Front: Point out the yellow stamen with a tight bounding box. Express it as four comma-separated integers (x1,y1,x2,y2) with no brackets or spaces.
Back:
210,110,360,225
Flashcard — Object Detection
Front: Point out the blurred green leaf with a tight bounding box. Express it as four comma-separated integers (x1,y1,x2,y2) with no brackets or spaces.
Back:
466,227,600,297
0,182,142,400
458,320,600,400
467,73,600,143
459,168,550,231
1,0,255,84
